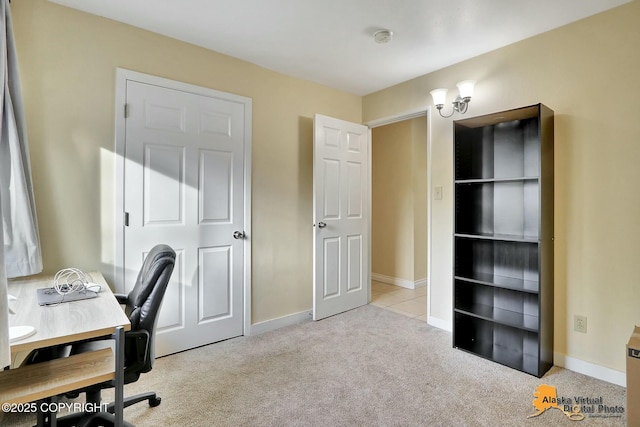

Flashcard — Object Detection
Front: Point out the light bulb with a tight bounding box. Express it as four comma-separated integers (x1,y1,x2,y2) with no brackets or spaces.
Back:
456,80,475,99
430,88,448,107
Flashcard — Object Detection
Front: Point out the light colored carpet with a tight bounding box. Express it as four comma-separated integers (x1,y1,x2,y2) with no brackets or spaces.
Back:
1,305,627,426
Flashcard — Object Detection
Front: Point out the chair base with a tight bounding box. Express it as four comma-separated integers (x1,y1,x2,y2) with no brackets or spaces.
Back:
58,412,136,427
44,391,161,427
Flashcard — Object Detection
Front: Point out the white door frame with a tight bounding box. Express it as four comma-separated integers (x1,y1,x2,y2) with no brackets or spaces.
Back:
364,107,437,327
113,68,252,336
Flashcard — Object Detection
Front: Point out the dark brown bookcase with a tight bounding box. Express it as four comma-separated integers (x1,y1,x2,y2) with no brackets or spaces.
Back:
453,104,554,377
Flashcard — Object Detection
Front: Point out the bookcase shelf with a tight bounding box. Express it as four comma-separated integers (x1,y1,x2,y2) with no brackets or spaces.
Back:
454,233,538,243
455,272,539,294
454,313,540,375
455,176,539,184
453,104,554,377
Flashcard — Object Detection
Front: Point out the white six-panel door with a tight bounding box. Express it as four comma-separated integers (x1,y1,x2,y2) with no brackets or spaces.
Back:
313,114,370,320
122,76,249,356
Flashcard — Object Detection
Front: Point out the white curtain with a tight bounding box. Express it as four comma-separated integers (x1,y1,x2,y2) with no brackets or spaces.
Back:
0,206,8,369
2,0,42,367
1,0,42,279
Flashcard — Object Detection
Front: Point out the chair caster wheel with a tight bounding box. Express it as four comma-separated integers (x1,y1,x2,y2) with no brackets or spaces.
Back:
149,396,162,407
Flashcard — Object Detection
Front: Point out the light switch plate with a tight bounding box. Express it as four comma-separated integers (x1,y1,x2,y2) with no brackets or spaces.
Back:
434,186,443,200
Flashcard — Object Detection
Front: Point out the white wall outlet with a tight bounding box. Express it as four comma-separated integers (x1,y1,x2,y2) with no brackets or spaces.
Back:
434,186,443,200
574,315,587,333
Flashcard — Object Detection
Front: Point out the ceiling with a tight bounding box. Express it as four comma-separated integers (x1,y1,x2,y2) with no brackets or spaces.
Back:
49,0,630,96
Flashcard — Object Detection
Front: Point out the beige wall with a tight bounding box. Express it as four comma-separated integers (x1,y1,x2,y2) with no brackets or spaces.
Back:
12,0,361,324
371,118,427,283
364,1,640,372
372,121,413,281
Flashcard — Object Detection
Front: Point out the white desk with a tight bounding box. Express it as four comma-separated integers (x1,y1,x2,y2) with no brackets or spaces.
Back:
1,272,130,426
7,272,130,358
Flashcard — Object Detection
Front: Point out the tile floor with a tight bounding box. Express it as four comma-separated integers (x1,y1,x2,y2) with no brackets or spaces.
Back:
370,280,427,321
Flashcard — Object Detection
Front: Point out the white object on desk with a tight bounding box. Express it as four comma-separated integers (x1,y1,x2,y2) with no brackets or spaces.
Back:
8,294,36,341
8,294,16,314
9,325,36,342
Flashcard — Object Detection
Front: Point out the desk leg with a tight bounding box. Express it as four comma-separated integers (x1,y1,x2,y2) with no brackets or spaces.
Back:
113,326,124,427
36,396,57,427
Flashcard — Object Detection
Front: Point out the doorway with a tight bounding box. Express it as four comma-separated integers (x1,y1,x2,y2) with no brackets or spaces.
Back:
368,115,429,320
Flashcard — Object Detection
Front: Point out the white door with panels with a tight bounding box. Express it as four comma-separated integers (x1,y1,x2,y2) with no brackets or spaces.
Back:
120,74,250,356
313,114,370,320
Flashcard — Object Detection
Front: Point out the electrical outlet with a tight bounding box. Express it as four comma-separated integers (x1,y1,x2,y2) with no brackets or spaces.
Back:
574,315,587,333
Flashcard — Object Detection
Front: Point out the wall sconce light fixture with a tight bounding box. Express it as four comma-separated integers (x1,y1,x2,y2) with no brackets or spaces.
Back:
430,80,475,118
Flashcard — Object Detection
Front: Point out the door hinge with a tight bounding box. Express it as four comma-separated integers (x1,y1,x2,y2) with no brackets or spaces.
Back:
124,212,129,227
124,103,130,118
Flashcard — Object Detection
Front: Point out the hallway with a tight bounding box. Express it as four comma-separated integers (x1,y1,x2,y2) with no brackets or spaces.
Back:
370,281,427,321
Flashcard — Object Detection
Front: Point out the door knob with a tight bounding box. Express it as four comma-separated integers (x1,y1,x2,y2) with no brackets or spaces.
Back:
317,222,327,229
233,231,245,239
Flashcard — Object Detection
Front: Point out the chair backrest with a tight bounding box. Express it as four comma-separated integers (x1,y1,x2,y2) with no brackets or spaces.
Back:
124,244,175,370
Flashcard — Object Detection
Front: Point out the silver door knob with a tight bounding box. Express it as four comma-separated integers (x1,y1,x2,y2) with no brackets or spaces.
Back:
233,231,245,239
317,222,327,228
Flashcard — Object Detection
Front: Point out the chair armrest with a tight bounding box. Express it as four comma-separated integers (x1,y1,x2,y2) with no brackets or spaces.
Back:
124,330,150,374
69,330,149,374
21,344,73,365
114,293,128,304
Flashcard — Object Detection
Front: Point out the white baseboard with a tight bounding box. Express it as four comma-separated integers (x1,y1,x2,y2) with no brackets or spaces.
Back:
427,315,452,332
553,352,626,387
423,322,624,386
372,273,427,290
248,310,312,335
414,278,427,288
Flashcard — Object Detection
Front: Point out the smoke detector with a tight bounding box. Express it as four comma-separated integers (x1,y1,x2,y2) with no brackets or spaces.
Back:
373,29,393,44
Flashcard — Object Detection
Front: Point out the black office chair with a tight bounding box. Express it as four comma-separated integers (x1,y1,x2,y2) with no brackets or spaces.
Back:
56,244,176,427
